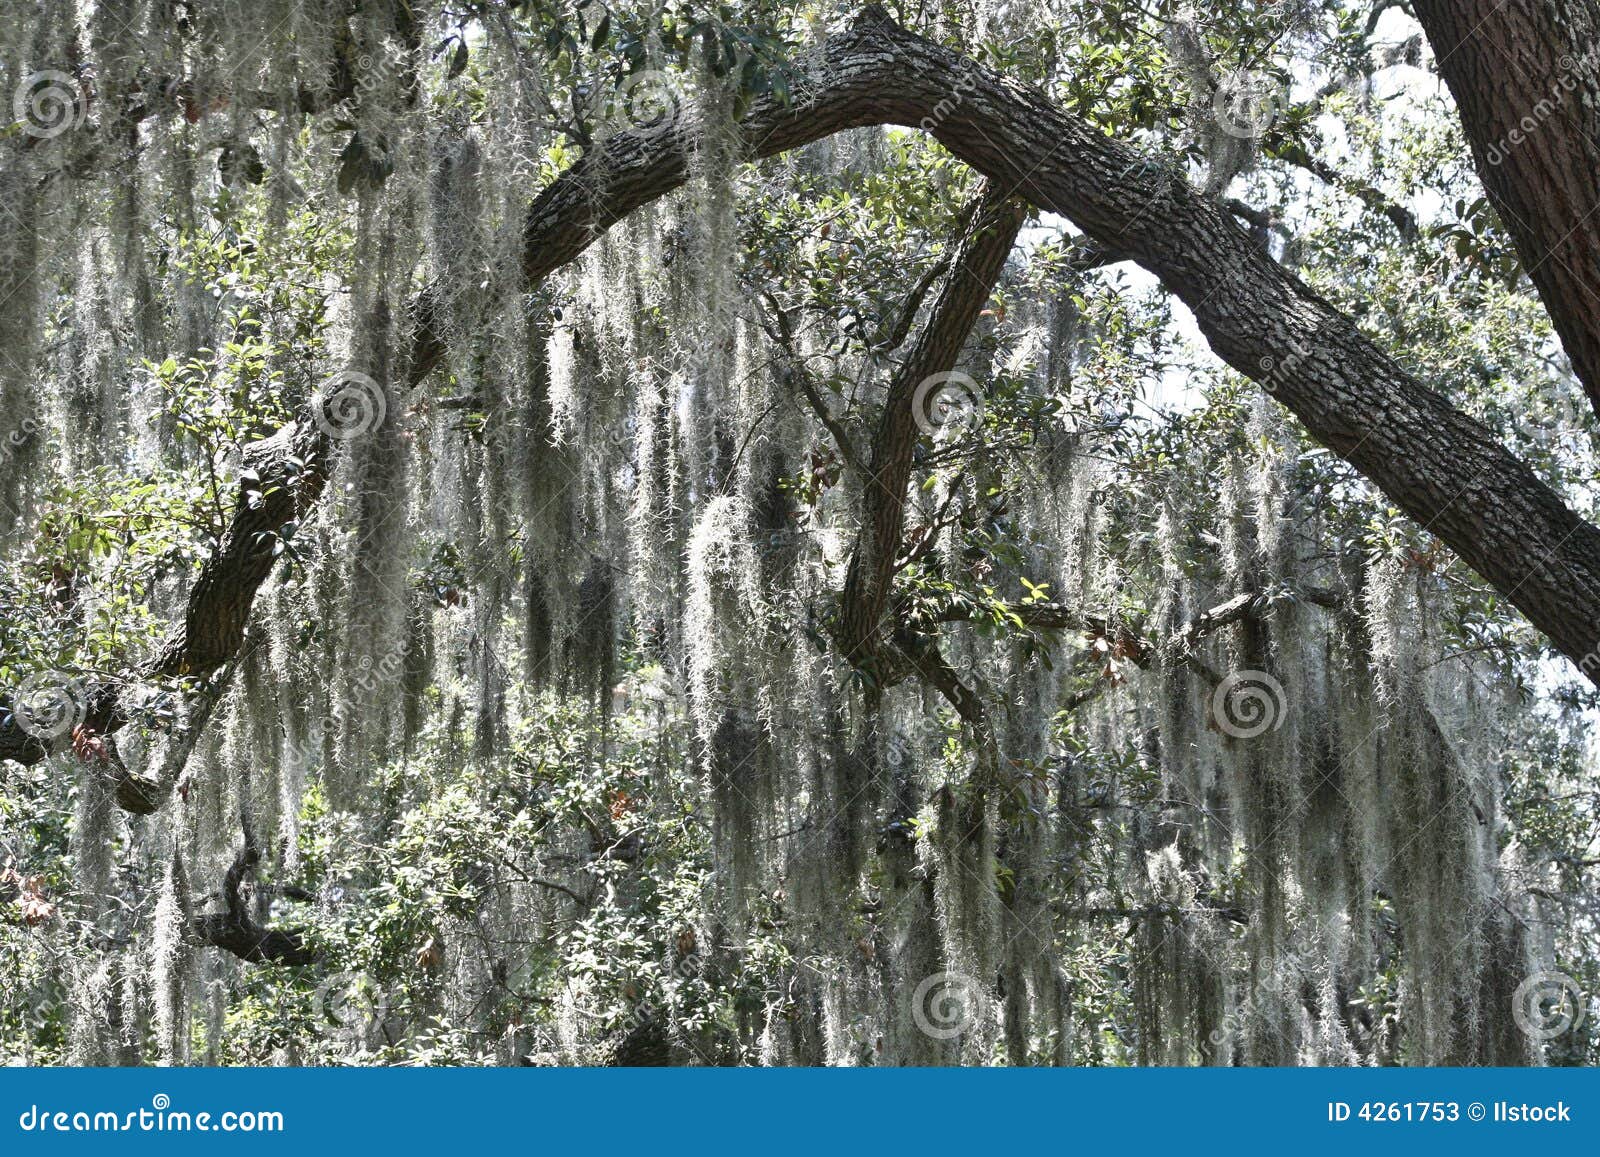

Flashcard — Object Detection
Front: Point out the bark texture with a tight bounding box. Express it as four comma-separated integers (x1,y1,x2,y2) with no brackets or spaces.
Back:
190,845,316,967
0,421,330,767
1413,0,1600,414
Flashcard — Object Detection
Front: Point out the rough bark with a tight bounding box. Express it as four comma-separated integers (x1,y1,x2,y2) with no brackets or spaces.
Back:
1,277,443,776
152,422,330,678
1413,0,1600,414
11,2,1600,804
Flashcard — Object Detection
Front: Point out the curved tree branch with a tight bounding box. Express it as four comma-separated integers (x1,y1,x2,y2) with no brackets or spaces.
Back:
838,184,1028,671
13,3,1600,820
190,844,317,968
512,5,1600,683
0,420,330,773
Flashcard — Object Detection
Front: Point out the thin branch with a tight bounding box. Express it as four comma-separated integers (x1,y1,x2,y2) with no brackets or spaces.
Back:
1270,141,1419,241
498,857,588,906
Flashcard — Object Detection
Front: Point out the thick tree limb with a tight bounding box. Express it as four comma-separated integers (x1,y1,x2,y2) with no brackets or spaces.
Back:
931,585,1340,660
925,584,1343,717
838,185,1027,670
0,421,330,772
3,299,433,794
512,6,1600,683
151,423,330,678
191,845,316,967
13,2,1600,813
1412,0,1600,414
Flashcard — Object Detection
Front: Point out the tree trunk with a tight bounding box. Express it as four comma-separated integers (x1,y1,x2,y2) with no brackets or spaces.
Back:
837,185,1026,670
1413,0,1600,415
